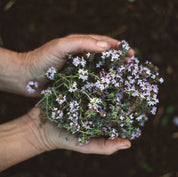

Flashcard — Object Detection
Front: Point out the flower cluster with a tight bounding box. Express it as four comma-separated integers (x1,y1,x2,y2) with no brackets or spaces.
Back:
27,40,163,144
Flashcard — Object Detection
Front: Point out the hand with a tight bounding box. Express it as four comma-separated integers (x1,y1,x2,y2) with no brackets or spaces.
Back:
28,107,131,155
0,106,131,171
21,34,135,96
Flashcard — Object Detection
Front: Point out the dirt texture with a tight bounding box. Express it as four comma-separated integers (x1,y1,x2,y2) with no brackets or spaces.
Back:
0,0,178,177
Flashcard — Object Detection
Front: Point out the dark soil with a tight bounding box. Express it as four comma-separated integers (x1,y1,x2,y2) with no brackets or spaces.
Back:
0,0,178,177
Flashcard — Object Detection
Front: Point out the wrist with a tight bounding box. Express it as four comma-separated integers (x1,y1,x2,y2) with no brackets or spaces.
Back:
0,107,52,171
0,47,32,95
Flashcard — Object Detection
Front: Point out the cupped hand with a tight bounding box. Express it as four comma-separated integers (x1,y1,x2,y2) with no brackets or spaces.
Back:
28,107,131,155
21,34,134,96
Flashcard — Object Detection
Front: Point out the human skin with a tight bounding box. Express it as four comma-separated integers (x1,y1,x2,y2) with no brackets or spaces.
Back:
0,34,134,171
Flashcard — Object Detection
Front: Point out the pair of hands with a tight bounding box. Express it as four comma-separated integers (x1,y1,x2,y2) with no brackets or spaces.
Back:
7,34,134,155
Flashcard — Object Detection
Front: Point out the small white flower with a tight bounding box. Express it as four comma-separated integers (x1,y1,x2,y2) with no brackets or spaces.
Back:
96,61,102,68
56,95,66,105
159,77,164,84
136,114,146,121
88,97,102,112
120,115,125,121
150,106,157,115
90,97,102,104
151,74,156,79
73,56,86,67
69,100,79,113
121,40,130,51
69,82,78,93
73,56,80,67
78,69,88,82
51,107,63,119
111,53,119,62
41,87,52,95
46,66,57,80
81,57,86,67
86,52,91,59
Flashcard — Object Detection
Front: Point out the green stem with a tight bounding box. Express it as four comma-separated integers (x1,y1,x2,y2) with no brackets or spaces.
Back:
88,72,100,80
35,97,45,107
78,89,91,100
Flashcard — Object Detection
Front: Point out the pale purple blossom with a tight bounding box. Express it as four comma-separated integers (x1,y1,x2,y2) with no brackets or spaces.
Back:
51,107,63,119
78,69,88,81
70,122,80,133
69,100,79,113
41,87,52,95
26,81,38,93
88,97,102,112
130,128,141,140
72,56,80,67
46,66,57,80
73,56,86,67
56,94,66,105
109,128,119,139
96,61,102,68
86,52,91,59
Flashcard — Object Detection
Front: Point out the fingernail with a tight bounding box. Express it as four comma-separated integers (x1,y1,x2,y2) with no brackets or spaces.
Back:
118,145,130,150
97,41,109,49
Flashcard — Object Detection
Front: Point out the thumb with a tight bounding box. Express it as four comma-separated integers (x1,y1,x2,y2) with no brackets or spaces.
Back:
58,36,110,56
77,138,131,155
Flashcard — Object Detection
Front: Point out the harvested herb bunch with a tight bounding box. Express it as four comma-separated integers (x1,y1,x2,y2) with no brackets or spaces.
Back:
27,40,163,144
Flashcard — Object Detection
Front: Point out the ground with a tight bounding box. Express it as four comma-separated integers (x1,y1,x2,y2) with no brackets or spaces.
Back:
0,0,178,177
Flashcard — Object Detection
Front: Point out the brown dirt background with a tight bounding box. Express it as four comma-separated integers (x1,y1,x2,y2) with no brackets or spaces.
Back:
0,0,178,177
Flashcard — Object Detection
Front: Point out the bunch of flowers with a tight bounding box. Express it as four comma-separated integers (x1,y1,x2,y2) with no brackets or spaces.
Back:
26,40,163,144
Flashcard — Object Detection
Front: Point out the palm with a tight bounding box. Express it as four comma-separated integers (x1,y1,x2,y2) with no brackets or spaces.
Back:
40,110,131,154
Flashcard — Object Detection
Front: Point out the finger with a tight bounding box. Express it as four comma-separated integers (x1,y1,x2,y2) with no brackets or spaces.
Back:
66,34,119,49
66,34,135,55
58,36,110,55
126,48,135,57
48,123,131,155
89,34,119,49
126,56,130,63
76,138,131,155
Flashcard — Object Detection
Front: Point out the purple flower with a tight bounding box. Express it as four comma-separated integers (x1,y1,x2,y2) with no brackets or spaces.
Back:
73,56,86,67
78,69,88,82
41,87,52,95
56,94,66,105
88,97,102,112
45,66,57,80
96,61,102,68
51,107,63,119
69,100,79,113
150,106,157,115
26,81,38,93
